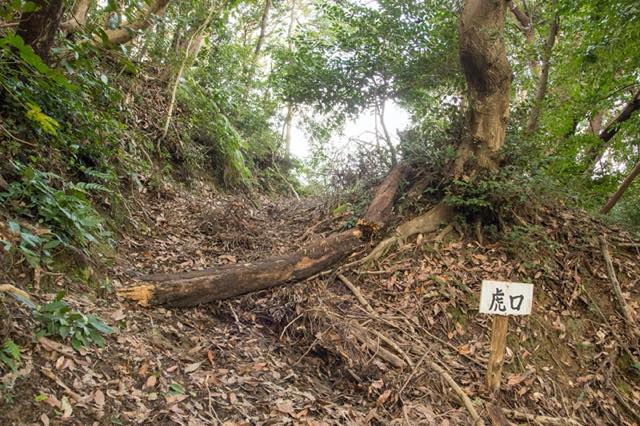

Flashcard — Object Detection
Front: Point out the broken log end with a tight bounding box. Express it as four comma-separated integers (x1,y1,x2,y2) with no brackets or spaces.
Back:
117,283,155,306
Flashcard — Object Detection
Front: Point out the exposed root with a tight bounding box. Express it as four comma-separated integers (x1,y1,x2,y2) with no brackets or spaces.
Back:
598,235,636,336
429,360,484,426
353,202,454,265
502,409,583,426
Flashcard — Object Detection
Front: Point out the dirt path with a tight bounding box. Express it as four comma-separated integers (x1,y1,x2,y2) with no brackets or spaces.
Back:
2,182,639,425
3,183,370,425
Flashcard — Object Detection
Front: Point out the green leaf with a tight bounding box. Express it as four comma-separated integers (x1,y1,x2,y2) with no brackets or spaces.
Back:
88,316,113,334
168,383,185,395
34,393,48,402
71,337,82,352
2,339,21,362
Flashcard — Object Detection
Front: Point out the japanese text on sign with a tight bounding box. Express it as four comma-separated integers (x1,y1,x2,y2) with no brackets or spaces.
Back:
479,280,533,315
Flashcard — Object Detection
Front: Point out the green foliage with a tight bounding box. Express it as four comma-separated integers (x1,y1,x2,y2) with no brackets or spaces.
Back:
0,340,21,372
34,292,113,351
444,166,565,220
1,162,111,267
168,383,186,395
273,0,459,116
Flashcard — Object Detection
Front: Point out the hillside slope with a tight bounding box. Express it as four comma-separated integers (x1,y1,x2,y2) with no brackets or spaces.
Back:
2,181,639,425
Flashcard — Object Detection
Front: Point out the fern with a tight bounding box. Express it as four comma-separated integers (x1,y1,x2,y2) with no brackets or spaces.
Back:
0,339,21,372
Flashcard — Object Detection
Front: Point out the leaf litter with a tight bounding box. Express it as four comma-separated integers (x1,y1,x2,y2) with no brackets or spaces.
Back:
0,180,639,425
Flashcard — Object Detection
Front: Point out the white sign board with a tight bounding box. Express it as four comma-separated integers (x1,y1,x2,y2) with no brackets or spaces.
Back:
479,280,533,316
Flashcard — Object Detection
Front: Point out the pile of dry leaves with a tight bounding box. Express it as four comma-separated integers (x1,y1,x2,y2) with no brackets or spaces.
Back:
1,181,639,425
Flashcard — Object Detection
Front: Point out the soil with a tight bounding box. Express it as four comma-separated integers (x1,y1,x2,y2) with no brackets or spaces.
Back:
1,180,639,425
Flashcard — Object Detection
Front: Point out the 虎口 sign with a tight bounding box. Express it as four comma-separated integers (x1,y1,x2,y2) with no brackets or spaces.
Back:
479,280,534,316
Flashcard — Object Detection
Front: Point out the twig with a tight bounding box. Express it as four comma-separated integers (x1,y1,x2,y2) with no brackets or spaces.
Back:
279,313,304,340
367,327,413,368
429,360,484,426
0,123,38,147
41,368,88,403
338,274,414,367
395,309,485,369
398,351,430,397
352,328,405,368
337,273,374,314
503,409,583,426
598,236,636,335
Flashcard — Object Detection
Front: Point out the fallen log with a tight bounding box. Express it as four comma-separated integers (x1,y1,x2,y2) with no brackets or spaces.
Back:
118,164,408,307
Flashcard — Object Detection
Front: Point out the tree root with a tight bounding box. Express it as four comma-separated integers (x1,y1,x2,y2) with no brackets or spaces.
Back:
502,409,583,426
352,202,454,265
598,235,636,336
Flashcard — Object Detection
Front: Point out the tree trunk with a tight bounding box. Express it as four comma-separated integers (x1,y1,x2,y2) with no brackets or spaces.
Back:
376,99,398,167
118,164,408,307
254,0,272,60
100,0,170,47
283,104,294,156
599,91,640,143
17,0,65,64
600,160,640,214
281,0,298,157
584,90,640,174
524,4,559,136
61,0,92,34
507,0,538,76
451,0,512,177
162,6,217,140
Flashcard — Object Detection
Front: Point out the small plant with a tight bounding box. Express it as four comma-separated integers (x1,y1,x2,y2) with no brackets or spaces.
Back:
0,339,21,372
35,292,113,351
0,162,113,267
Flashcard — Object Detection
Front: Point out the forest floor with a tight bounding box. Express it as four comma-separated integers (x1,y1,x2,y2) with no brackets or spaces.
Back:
1,180,640,425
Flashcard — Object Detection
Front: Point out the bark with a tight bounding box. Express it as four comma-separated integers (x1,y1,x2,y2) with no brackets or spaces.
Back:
118,164,408,307
589,111,603,135
599,90,640,143
375,99,398,167
283,104,294,156
452,0,512,177
254,0,272,59
584,90,640,174
17,0,65,64
507,1,538,76
162,7,217,139
61,0,91,34
600,160,640,214
99,0,170,47
524,4,559,136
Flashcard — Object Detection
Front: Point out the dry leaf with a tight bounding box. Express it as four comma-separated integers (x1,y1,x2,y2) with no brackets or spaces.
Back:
94,389,105,406
145,375,157,389
376,389,392,407
184,361,202,373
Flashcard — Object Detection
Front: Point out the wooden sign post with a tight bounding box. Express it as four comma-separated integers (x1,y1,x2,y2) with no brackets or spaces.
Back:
479,280,534,393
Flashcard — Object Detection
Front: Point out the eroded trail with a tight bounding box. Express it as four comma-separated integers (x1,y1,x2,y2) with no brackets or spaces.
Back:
103,184,367,424
3,184,372,425
4,182,639,426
